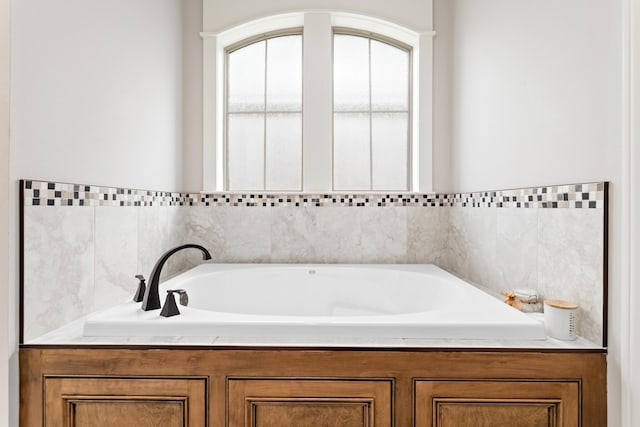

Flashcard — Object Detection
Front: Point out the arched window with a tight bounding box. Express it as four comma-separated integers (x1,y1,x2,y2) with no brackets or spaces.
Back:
333,30,410,191
203,12,433,192
226,32,303,191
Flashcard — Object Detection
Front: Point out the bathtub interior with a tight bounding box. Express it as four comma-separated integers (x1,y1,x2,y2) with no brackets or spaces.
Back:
182,266,464,316
81,264,548,341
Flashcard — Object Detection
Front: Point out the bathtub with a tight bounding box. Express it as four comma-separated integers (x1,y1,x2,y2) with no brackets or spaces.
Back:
83,264,546,340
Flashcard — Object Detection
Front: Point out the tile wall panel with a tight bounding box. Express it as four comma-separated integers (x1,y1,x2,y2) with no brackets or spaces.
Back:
23,206,94,342
21,180,607,345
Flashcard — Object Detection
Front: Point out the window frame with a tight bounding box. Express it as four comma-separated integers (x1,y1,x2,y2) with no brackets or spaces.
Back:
224,28,304,191
331,27,413,192
201,12,434,193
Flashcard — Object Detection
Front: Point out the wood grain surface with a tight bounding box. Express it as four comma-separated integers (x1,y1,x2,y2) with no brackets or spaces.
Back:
20,348,606,426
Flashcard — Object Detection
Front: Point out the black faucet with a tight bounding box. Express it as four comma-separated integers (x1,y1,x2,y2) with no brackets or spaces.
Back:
141,244,212,311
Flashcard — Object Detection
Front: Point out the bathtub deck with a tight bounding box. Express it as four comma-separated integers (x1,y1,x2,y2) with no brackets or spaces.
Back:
27,315,601,349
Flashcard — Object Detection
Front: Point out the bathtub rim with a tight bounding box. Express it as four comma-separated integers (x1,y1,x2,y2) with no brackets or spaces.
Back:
80,263,549,341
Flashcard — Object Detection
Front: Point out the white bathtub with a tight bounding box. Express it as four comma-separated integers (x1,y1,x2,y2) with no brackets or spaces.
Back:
83,264,546,340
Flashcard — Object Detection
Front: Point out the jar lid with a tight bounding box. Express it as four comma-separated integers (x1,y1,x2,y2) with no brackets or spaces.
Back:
544,299,578,310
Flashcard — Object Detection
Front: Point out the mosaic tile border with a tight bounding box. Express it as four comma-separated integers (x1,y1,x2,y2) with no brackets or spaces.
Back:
21,180,606,209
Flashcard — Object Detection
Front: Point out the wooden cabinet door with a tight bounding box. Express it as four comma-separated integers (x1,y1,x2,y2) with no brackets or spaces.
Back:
228,379,392,427
43,377,206,427
415,380,579,427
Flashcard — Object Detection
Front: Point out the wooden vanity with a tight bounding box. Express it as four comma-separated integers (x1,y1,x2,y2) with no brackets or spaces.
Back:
20,347,606,426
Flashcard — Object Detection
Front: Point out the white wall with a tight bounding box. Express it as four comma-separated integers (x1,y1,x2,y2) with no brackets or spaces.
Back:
8,0,187,423
11,0,184,191
1,0,10,425
434,0,625,425
446,0,620,192
203,0,432,33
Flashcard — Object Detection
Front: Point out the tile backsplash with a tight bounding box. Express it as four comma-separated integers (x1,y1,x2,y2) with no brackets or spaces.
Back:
21,180,607,345
23,180,605,208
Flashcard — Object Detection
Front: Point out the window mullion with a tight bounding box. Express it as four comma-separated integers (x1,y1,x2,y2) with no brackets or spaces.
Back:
302,13,333,192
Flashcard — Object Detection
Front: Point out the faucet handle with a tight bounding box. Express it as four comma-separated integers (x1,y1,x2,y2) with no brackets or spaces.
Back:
160,290,182,317
170,289,189,306
133,275,146,302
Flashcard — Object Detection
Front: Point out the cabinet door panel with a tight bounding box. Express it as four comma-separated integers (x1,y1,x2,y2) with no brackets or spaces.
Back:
251,400,371,427
228,379,392,427
68,399,184,427
435,400,558,427
415,380,579,427
44,377,206,427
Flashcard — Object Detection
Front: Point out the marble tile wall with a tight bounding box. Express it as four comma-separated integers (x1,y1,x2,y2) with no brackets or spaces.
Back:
178,205,450,265
22,202,452,342
443,206,604,344
537,209,604,344
22,205,200,342
21,180,606,345
23,206,94,342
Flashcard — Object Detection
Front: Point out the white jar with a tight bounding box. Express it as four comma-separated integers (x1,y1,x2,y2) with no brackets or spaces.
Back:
543,299,578,340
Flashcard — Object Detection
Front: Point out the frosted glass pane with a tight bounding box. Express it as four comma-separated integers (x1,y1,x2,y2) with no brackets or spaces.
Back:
266,113,302,190
372,112,408,190
334,35,369,112
227,113,264,190
228,41,265,113
333,112,370,190
266,35,302,112
371,40,409,111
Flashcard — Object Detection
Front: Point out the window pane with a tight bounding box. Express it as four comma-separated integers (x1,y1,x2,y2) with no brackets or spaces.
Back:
227,113,264,190
266,113,302,190
372,112,408,190
333,35,369,112
266,36,302,112
333,112,370,190
371,40,409,111
228,41,265,113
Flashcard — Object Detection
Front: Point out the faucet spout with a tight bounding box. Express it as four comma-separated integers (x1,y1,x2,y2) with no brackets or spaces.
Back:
141,244,212,311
